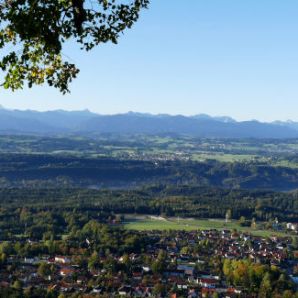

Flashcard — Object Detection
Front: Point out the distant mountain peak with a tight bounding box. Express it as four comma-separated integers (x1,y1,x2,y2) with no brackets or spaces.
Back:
192,114,236,123
0,108,297,138
126,111,154,117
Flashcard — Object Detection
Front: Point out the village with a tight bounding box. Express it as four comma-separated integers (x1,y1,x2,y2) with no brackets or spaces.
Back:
0,228,297,297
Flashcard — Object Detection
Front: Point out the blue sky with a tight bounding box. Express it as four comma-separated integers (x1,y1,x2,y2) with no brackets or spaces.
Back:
1,0,298,121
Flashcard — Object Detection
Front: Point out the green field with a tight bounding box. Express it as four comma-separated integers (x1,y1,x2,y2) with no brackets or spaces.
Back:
124,216,290,238
274,160,298,169
191,153,256,163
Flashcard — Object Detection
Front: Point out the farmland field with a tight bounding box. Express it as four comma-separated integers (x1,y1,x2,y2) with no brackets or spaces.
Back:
124,215,290,238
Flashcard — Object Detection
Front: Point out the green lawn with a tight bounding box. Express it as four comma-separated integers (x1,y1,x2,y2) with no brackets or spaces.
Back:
191,153,256,163
273,160,298,169
124,216,289,238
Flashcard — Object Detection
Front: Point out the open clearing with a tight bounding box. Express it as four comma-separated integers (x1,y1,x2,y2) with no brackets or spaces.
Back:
124,216,290,238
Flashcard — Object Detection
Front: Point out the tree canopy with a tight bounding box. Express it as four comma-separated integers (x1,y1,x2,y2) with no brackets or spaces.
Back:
0,0,149,93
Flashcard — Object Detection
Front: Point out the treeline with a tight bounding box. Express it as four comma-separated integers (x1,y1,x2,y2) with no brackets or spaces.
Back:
0,154,298,190
0,186,297,232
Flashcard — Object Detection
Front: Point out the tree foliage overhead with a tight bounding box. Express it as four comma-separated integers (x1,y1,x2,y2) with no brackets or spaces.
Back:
0,0,149,93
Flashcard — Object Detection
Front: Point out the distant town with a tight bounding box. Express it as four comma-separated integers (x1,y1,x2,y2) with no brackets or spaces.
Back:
1,227,298,297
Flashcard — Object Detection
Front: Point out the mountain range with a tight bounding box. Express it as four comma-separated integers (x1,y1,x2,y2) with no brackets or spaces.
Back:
0,106,298,138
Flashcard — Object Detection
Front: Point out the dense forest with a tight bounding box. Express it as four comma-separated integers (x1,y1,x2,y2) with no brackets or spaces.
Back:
0,153,298,191
0,186,298,235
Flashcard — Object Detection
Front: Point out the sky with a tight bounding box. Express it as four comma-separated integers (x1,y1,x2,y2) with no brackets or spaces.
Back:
1,0,298,121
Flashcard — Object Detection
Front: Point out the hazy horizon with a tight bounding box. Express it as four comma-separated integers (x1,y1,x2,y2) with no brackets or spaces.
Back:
0,104,297,123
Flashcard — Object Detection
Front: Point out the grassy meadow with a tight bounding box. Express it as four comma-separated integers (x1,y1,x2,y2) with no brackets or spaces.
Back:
124,215,290,238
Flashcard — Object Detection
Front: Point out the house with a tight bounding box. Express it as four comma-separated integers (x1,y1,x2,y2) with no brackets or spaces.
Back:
177,265,194,277
287,223,298,231
119,285,132,296
60,267,75,277
142,266,151,273
92,286,105,294
76,276,88,285
198,278,218,288
132,270,143,280
24,257,40,265
55,256,71,264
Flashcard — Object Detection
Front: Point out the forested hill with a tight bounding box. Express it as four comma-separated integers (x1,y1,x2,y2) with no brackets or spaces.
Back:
1,107,298,138
0,154,297,191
